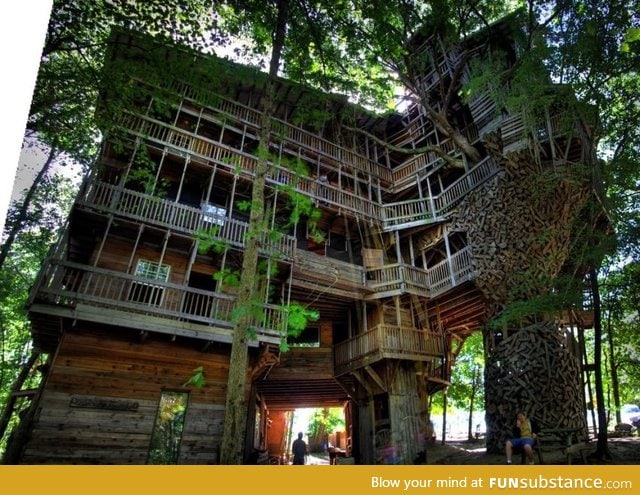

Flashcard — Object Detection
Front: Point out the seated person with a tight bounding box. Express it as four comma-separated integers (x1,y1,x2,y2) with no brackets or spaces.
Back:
505,411,539,464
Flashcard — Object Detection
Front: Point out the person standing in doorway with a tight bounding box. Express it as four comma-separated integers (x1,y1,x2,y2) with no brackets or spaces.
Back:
291,432,308,465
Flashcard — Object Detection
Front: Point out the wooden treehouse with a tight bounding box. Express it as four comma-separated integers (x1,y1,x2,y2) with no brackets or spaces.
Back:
6,13,605,464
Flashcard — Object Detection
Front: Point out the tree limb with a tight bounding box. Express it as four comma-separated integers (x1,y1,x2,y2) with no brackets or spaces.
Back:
0,144,59,271
343,124,464,168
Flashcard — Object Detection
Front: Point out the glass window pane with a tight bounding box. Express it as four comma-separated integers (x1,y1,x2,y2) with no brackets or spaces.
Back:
147,391,189,464
202,203,226,225
135,259,171,281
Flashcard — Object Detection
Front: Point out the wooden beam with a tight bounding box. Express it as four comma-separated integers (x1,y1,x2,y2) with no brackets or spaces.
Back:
351,370,373,395
364,365,387,393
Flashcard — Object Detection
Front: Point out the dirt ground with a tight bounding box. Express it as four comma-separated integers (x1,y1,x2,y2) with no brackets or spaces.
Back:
425,436,640,465
305,436,640,465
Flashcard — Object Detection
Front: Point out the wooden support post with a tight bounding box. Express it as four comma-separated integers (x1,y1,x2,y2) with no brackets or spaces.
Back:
352,370,373,395
443,226,456,286
175,157,189,206
426,176,437,220
126,223,145,274
157,229,170,269
93,215,113,267
183,238,198,284
151,150,167,196
365,365,387,393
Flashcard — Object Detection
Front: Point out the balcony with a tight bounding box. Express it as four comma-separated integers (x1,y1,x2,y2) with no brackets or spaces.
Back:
334,325,445,376
29,260,287,345
365,246,475,300
116,112,500,233
79,180,296,259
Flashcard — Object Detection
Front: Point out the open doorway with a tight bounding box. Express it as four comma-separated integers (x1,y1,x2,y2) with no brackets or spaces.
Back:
276,407,346,465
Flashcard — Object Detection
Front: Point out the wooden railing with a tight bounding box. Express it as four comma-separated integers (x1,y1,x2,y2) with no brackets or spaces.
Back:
78,179,478,301
293,250,365,289
144,77,490,197
334,324,445,373
381,156,500,230
502,113,528,151
119,113,384,225
381,198,435,230
32,260,286,342
79,180,296,259
172,80,393,183
365,246,475,299
389,120,480,193
115,110,501,236
366,264,428,298
433,156,500,215
430,247,475,297
118,109,500,232
468,90,498,136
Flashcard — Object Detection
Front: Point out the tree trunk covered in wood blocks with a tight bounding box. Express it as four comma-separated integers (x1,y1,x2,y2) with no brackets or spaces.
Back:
450,145,592,310
484,321,586,454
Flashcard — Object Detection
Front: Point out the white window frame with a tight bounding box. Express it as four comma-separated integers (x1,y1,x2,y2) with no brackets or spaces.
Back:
202,203,227,226
129,259,171,307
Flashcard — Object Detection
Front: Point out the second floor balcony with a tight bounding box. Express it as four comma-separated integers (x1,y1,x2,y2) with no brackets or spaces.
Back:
29,259,288,346
334,324,446,376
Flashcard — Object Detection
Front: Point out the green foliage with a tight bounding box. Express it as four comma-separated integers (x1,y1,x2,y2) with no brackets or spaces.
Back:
307,408,345,437
213,268,240,288
277,303,319,353
236,199,252,212
147,391,189,464
30,0,222,167
196,226,230,254
447,332,485,411
600,262,640,405
489,277,583,330
277,182,325,244
231,298,265,341
621,27,640,53
0,168,74,457
125,148,168,196
183,366,206,389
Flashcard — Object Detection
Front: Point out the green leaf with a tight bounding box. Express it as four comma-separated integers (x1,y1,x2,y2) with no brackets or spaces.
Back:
183,366,206,388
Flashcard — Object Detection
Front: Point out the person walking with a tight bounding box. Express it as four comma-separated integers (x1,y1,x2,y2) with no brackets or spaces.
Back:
291,432,308,465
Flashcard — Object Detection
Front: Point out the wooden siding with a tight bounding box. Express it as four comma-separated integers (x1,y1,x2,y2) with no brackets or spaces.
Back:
20,327,229,464
269,347,334,380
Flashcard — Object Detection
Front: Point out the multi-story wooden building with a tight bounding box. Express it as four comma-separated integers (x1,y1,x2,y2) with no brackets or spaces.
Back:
8,13,602,464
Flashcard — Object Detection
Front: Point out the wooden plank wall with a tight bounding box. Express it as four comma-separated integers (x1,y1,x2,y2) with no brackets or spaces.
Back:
388,364,422,464
94,236,190,283
21,326,229,464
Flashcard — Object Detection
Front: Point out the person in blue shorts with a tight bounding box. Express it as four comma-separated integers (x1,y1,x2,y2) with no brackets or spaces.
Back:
505,411,538,464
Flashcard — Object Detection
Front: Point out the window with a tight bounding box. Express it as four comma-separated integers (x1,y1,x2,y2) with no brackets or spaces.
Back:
135,259,170,281
202,203,226,226
147,391,189,464
128,259,170,306
288,327,320,347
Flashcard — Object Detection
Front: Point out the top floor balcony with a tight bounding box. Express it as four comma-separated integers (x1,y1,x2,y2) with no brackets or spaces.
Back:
108,111,502,233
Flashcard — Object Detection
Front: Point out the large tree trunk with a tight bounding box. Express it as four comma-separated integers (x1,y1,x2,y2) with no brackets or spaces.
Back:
590,267,612,460
218,0,288,465
0,351,40,442
0,144,58,271
605,307,621,423
467,365,479,441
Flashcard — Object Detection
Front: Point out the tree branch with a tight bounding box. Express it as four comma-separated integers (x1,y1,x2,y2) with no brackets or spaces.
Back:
343,124,464,168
